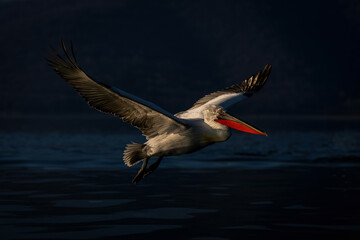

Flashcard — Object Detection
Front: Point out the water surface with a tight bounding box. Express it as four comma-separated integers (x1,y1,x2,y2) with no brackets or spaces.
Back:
1,115,360,239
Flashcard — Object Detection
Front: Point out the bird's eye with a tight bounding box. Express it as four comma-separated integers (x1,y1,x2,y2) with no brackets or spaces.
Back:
217,108,224,114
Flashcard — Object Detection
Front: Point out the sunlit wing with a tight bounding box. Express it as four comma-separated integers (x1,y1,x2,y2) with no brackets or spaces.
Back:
46,41,188,139
176,64,271,119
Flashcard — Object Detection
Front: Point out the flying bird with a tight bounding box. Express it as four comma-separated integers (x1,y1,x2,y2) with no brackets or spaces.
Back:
46,41,271,184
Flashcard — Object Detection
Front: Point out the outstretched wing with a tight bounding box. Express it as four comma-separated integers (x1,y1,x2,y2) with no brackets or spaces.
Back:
176,64,271,119
46,41,188,139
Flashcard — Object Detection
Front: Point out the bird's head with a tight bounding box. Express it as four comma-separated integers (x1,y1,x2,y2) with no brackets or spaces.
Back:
203,105,267,136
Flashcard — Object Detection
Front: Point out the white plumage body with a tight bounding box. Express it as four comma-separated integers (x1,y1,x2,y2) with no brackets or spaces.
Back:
146,117,231,157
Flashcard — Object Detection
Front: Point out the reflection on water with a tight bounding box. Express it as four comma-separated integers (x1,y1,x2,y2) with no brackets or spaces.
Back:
0,224,182,239
52,199,135,208
1,166,360,239
1,130,360,170
1,117,360,239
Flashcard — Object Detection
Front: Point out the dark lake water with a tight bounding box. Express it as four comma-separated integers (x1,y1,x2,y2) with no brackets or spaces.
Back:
1,115,360,239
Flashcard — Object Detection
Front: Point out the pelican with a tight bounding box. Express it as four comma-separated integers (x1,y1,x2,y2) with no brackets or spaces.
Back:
46,41,271,184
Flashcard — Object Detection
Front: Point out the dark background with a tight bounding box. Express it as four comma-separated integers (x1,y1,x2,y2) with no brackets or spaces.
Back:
1,0,360,118
1,2,360,239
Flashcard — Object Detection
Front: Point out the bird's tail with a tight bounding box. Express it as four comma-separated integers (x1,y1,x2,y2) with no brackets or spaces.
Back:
123,142,147,167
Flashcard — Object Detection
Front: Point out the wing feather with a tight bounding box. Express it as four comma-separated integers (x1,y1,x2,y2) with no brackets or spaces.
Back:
192,64,271,108
176,64,271,119
46,41,188,139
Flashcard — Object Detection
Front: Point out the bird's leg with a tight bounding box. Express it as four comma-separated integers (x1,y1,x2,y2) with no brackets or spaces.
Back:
132,157,149,184
143,156,164,178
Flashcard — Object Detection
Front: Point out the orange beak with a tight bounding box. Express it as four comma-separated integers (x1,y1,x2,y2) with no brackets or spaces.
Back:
215,112,267,136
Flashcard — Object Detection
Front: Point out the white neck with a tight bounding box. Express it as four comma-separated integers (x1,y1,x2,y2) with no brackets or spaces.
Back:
203,107,227,130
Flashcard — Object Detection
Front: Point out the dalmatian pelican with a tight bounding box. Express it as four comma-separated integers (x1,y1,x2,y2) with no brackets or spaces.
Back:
46,41,271,184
